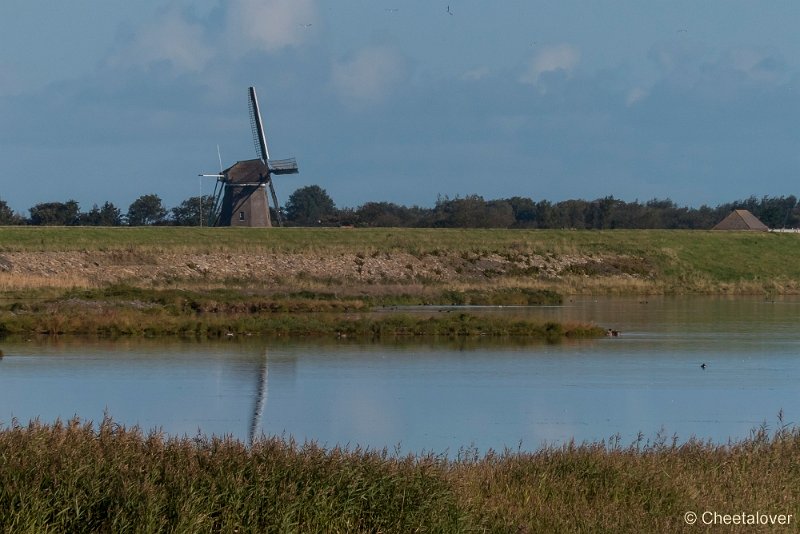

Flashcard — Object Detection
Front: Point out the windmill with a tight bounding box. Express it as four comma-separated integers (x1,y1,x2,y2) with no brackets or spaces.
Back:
201,87,299,227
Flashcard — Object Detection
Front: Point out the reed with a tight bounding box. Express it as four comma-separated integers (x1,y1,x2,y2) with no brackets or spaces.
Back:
1,417,798,532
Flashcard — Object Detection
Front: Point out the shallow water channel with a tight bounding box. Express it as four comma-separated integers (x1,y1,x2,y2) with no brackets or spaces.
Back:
1,297,799,454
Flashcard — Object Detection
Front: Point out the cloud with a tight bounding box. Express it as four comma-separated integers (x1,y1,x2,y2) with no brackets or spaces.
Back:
461,66,491,82
626,87,647,106
225,0,317,55
723,48,786,85
331,47,407,105
648,41,786,90
520,44,580,87
108,8,213,73
107,0,318,74
647,41,698,75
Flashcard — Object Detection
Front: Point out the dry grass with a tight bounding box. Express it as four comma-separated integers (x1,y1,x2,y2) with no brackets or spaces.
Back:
0,273,94,291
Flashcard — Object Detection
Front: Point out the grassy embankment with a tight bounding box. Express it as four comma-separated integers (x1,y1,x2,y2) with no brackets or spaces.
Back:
1,417,798,532
1,227,799,337
1,226,798,292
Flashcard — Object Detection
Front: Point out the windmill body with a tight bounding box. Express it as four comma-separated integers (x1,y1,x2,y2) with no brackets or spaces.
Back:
206,87,299,227
217,159,273,227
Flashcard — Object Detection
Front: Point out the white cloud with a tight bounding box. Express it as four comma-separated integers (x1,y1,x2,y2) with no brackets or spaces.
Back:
107,0,318,74
108,8,213,72
726,48,785,84
461,66,491,82
331,47,407,104
626,87,647,106
225,0,317,55
646,41,787,100
520,44,580,86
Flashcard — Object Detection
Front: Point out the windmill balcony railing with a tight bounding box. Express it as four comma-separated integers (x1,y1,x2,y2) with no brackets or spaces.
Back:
268,158,299,174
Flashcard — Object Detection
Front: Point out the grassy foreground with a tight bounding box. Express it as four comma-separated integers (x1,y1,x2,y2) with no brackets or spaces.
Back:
1,417,798,533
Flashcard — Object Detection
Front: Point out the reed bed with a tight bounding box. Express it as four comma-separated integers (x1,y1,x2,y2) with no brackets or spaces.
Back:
0,305,603,340
0,286,593,340
449,422,800,532
0,418,463,533
1,417,799,532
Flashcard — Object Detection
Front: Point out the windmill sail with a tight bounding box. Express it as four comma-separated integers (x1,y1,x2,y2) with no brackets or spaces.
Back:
209,178,223,226
248,87,270,162
267,158,299,174
267,179,284,226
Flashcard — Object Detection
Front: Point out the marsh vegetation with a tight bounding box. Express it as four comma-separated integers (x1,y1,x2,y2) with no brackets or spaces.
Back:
1,417,798,533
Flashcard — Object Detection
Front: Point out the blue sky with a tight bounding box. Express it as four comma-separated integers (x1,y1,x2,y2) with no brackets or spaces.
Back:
2,1,800,214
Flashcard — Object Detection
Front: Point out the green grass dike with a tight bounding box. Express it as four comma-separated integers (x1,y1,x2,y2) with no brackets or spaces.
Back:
0,417,798,532
0,227,798,294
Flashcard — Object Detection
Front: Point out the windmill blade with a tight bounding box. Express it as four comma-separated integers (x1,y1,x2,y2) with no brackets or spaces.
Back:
209,179,224,227
267,178,284,227
197,174,224,226
248,87,270,162
195,145,227,227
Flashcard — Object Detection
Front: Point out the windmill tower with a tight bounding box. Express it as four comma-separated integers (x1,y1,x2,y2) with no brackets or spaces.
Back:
203,87,299,227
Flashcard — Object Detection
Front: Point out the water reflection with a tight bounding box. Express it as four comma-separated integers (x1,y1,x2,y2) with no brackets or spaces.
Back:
248,349,268,446
0,297,799,454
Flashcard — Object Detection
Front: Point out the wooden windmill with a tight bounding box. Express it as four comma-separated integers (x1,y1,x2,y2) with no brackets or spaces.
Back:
202,87,299,227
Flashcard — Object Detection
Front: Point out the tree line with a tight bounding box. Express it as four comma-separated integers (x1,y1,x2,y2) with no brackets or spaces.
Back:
1,187,798,229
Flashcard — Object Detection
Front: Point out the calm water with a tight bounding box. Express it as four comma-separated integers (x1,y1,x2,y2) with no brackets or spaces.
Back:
1,297,799,454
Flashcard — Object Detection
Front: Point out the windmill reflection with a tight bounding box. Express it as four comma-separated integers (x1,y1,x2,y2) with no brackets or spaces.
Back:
248,348,269,446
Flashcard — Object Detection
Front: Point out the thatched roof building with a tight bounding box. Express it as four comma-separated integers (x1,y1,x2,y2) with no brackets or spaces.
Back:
712,209,769,231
